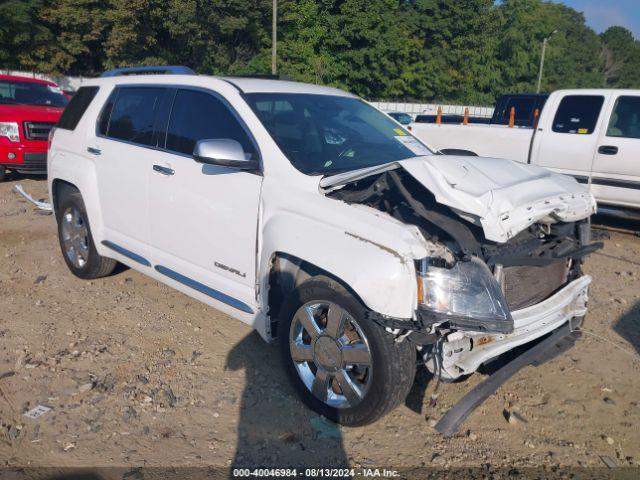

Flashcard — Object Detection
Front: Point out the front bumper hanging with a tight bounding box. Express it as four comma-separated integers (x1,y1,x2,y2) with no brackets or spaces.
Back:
435,317,584,437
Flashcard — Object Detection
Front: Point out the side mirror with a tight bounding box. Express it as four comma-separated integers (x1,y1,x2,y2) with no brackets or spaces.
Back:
193,139,259,170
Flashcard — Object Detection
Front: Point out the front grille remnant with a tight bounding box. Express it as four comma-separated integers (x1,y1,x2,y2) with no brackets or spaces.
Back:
503,260,569,310
23,122,55,141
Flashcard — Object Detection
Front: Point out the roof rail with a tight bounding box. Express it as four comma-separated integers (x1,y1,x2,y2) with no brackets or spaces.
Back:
100,65,195,77
227,74,281,80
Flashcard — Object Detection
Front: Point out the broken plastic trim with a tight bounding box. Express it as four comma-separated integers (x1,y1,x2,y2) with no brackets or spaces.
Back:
13,184,53,211
435,318,582,437
365,310,423,331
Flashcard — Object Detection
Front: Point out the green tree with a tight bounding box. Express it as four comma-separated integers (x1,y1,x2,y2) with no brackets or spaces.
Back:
0,0,50,70
317,0,426,99
36,0,109,75
495,0,604,96
415,0,502,104
2,0,640,103
601,26,640,88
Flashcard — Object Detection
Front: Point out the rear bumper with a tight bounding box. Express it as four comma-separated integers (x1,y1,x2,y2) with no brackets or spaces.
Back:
429,275,591,379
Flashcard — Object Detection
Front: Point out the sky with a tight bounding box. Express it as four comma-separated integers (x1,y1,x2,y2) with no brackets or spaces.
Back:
560,0,640,39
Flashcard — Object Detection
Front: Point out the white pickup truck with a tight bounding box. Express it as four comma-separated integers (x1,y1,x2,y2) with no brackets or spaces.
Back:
411,89,640,219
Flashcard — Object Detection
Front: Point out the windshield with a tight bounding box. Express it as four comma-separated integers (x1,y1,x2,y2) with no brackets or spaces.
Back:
246,93,432,175
0,80,68,108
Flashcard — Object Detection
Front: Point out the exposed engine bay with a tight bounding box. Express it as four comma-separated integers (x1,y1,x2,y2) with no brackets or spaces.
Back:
327,166,602,379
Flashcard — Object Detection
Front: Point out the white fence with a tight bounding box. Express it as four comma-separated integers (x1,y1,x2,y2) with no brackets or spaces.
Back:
370,101,494,119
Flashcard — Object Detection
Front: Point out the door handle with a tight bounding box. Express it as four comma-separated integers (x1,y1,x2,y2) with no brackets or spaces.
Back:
598,145,618,155
87,147,101,156
153,164,175,176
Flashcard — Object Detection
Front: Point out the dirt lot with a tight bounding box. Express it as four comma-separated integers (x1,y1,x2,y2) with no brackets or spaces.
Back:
1,176,639,475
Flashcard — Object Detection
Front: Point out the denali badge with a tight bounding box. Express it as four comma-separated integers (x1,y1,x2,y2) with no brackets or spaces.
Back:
214,261,246,278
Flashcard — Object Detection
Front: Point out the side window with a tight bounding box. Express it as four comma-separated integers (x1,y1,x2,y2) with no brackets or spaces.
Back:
606,96,640,139
57,86,99,130
106,87,165,146
552,95,604,135
97,90,117,136
166,89,256,158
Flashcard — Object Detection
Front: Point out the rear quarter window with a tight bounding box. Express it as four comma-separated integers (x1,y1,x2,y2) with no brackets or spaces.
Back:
552,95,604,135
57,86,99,130
103,87,166,146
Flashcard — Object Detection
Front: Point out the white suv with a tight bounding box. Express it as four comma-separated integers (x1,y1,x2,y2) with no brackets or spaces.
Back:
48,66,599,426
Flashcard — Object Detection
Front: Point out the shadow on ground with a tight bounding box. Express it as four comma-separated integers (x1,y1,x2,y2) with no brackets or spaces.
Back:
226,332,349,468
613,299,640,356
2,171,47,184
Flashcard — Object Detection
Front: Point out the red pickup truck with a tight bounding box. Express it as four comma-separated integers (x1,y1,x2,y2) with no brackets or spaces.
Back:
0,74,69,181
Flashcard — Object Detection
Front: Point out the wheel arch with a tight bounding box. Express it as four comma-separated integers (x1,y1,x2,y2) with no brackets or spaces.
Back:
266,252,370,337
48,152,105,247
51,178,79,217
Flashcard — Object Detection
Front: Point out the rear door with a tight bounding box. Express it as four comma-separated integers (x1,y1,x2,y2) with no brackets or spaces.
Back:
90,86,171,265
147,87,262,318
534,94,606,179
591,94,640,208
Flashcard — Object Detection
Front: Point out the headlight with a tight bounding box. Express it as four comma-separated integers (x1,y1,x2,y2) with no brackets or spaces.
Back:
417,256,513,333
0,122,20,142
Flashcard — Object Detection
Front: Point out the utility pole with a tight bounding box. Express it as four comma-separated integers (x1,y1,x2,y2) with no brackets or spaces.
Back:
272,0,277,75
536,29,557,93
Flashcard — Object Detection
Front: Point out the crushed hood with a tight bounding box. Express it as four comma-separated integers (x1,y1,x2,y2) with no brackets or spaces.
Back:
321,155,597,243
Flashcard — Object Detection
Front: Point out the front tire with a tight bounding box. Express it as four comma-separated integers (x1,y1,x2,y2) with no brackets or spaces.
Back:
279,276,416,426
0,166,7,182
56,190,117,279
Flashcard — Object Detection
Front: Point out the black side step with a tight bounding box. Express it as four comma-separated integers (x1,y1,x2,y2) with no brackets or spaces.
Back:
435,321,581,437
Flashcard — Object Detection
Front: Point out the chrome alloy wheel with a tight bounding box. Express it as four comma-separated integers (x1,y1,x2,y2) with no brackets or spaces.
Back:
289,301,373,409
60,206,90,269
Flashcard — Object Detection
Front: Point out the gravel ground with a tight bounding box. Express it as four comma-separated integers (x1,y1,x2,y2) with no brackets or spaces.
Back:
1,176,639,476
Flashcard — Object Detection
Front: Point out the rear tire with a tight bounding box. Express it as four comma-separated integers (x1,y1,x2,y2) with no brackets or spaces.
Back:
279,275,416,426
56,190,117,279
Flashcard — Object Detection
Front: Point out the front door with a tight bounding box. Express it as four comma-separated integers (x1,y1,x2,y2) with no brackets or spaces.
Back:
147,87,262,317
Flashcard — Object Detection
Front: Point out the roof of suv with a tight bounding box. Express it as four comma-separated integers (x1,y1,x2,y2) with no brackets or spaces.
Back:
83,73,355,97
221,77,354,97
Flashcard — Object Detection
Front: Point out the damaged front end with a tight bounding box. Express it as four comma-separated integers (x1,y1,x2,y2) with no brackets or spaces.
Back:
326,163,601,380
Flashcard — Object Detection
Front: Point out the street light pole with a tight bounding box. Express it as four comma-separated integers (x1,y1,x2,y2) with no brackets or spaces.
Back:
536,29,557,93
272,0,277,75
